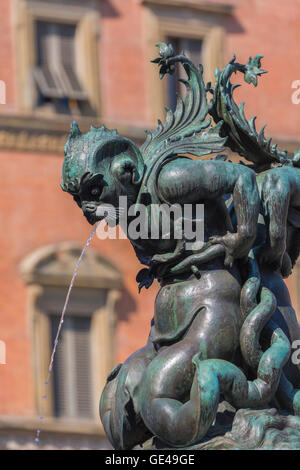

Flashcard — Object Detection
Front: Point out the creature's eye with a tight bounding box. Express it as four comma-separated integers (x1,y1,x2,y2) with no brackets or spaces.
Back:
91,187,101,197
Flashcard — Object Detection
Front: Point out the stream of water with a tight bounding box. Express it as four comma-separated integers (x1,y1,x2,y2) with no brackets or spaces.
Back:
35,225,98,445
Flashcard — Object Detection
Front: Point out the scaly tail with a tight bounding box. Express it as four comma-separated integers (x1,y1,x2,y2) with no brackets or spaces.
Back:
190,327,291,443
240,287,277,369
238,253,300,416
240,251,261,322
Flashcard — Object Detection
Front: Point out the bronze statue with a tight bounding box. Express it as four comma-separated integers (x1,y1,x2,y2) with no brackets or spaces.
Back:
61,44,300,449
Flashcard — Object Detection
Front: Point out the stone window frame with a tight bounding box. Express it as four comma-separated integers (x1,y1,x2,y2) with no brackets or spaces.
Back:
141,0,231,125
13,0,101,117
292,263,300,322
19,242,122,428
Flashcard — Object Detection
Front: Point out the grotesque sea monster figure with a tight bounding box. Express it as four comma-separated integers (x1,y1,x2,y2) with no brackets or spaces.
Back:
61,44,300,449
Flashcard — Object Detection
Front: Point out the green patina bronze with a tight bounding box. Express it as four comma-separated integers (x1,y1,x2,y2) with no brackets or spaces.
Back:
61,43,300,449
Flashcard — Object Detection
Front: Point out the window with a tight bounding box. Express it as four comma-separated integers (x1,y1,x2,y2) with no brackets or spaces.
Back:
36,285,110,423
15,0,101,116
19,243,122,425
34,21,89,115
166,37,203,111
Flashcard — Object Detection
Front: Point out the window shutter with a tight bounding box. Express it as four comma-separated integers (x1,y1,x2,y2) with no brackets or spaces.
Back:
58,23,88,100
34,21,88,101
73,317,94,418
51,315,94,420
74,12,101,113
33,22,64,98
52,316,69,417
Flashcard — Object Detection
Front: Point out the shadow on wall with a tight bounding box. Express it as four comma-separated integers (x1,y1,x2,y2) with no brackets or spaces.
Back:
115,287,137,323
225,14,244,35
100,0,120,18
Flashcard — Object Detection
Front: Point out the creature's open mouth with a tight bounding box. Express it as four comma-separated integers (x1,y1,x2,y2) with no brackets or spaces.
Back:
84,211,99,225
85,207,110,225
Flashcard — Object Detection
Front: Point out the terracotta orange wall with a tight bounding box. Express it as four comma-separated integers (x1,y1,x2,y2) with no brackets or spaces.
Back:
0,149,156,415
100,0,150,127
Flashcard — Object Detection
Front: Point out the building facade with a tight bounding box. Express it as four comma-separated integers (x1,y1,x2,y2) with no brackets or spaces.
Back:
0,0,299,449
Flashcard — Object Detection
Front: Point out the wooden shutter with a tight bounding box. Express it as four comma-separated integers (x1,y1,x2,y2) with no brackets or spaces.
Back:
59,23,87,100
34,22,64,98
51,315,94,420
33,21,88,101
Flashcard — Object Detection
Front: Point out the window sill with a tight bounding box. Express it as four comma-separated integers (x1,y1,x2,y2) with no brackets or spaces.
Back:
0,415,105,436
140,0,234,15
0,111,100,134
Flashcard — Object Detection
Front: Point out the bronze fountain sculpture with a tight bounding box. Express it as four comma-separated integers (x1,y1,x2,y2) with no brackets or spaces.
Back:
61,43,300,449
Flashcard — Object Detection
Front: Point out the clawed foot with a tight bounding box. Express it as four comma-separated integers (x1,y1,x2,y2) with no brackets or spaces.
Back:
209,231,252,268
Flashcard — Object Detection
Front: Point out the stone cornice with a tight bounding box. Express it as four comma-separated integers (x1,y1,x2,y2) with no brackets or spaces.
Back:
0,415,104,436
141,0,234,15
0,114,146,154
0,113,299,156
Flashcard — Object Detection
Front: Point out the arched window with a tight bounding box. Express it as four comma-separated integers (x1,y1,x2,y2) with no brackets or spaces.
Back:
20,242,122,425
